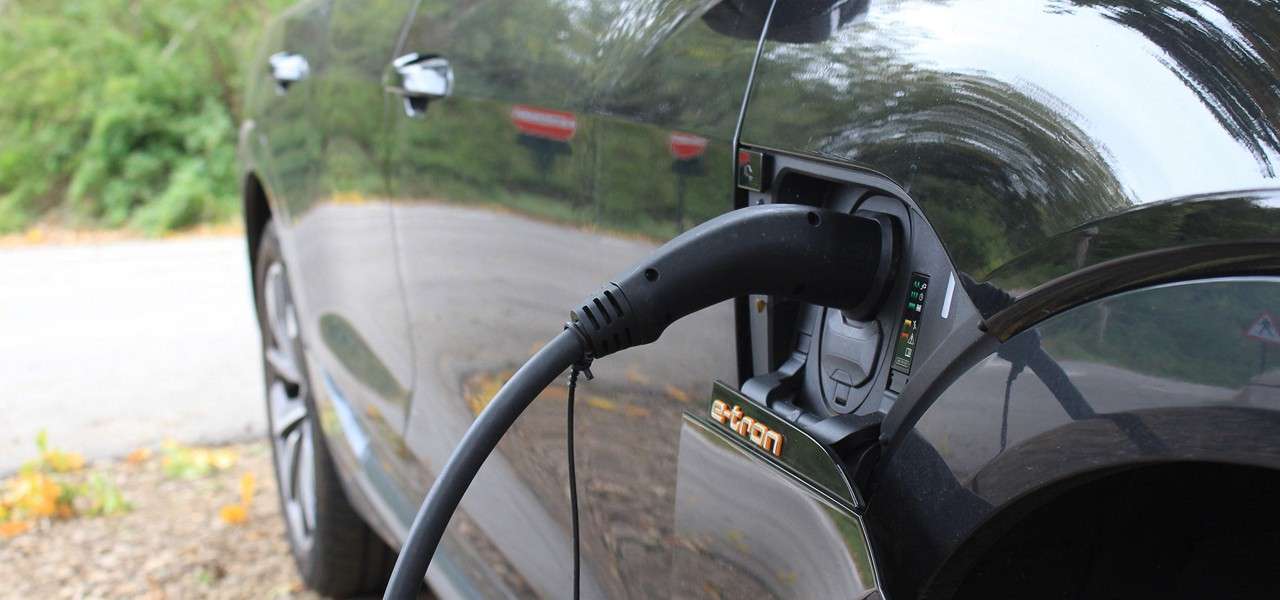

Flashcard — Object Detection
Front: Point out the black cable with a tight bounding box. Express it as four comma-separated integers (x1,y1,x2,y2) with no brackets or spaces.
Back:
383,205,897,600
566,359,591,600
384,329,586,600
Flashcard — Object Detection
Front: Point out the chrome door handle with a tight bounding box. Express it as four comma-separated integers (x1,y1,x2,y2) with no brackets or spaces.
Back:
268,52,310,94
386,53,453,116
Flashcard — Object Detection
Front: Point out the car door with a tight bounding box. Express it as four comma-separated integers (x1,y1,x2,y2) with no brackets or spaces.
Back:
249,1,327,225
386,1,605,596
572,3,770,597
287,0,419,508
385,0,767,596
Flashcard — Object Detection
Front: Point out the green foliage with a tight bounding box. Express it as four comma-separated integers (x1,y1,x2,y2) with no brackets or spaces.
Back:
1042,280,1279,388
0,0,293,233
77,473,132,517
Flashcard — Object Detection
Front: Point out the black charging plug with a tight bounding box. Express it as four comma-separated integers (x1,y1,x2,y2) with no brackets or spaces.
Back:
567,204,896,358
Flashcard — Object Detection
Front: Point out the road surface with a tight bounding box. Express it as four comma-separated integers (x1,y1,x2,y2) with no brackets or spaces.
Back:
0,236,263,473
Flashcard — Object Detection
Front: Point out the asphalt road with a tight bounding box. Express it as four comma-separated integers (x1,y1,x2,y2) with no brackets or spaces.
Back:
0,236,264,474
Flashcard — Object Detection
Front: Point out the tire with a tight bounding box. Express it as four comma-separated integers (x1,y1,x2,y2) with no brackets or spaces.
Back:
254,221,396,597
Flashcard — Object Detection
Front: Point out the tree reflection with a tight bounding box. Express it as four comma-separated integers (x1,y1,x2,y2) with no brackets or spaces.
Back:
1066,0,1280,176
746,29,1129,275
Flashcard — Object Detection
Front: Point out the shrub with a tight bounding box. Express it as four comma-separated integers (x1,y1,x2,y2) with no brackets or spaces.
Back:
0,0,292,233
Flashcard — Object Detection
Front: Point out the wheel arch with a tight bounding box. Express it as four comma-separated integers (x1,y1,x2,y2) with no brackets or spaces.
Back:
243,171,272,286
869,267,1280,599
872,405,1280,599
930,457,1280,598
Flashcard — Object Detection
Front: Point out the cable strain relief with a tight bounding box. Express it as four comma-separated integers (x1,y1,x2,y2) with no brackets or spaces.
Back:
567,283,639,359
563,320,594,359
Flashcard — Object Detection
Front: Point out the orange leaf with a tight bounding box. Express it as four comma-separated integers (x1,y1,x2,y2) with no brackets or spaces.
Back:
10,472,63,518
125,448,152,464
0,520,30,539
218,504,248,525
238,472,256,507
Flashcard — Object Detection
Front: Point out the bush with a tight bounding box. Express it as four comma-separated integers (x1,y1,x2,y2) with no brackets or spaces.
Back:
0,0,292,233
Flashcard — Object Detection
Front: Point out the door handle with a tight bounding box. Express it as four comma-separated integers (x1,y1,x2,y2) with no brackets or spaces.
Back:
386,53,453,116
268,52,310,94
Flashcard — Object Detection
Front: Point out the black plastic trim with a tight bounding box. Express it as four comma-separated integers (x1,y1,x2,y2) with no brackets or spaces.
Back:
984,240,1280,340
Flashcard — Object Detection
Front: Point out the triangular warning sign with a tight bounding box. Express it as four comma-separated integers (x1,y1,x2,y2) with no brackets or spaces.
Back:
1245,312,1280,346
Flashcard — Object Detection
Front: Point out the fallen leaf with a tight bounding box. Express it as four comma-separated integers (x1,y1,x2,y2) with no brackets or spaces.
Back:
218,504,248,525
8,472,64,518
162,444,238,478
43,450,85,473
238,472,256,507
209,449,238,471
125,448,152,464
0,520,30,539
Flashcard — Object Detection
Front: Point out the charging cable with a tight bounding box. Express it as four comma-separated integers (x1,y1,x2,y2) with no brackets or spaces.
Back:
384,203,897,599
566,358,590,599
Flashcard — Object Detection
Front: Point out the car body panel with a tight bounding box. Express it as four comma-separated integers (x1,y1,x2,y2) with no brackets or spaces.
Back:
871,276,1280,597
298,0,416,431
739,1,1280,597
384,1,763,596
240,0,424,556
237,1,1280,598
242,0,328,228
741,0,1280,291
285,0,421,533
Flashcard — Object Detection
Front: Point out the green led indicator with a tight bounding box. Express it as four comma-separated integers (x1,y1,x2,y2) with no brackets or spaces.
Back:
893,273,931,376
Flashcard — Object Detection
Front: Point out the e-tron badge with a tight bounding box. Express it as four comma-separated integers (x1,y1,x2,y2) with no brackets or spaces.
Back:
712,398,784,457
703,382,861,510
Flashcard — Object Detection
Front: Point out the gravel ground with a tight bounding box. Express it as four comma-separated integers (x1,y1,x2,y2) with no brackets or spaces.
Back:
0,442,323,600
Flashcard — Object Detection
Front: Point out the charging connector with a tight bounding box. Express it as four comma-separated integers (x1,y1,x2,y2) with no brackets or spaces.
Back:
384,204,897,600
568,205,896,358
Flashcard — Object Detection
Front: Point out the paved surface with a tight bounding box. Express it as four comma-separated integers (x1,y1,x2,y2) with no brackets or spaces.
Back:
0,236,264,473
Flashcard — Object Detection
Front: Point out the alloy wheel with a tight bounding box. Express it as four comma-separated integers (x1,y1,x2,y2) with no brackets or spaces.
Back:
262,260,318,551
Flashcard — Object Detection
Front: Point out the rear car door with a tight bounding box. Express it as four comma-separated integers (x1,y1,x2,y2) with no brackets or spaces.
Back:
573,3,771,597
285,0,419,509
386,2,604,596
384,0,766,596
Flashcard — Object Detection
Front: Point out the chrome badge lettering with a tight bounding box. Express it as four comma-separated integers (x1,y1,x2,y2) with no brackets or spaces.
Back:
711,399,784,457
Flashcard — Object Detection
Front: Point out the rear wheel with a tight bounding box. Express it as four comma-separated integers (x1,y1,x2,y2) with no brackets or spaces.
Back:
255,222,396,597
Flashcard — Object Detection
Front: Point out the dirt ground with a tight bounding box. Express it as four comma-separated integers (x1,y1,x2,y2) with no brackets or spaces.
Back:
0,442,323,600
0,222,243,249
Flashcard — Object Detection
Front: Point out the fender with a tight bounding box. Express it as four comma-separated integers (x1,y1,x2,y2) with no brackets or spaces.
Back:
870,271,1280,598
739,4,1280,592
740,0,1280,310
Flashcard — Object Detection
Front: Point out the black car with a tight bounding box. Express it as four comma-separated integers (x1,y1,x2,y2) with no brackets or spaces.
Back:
239,1,1280,597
